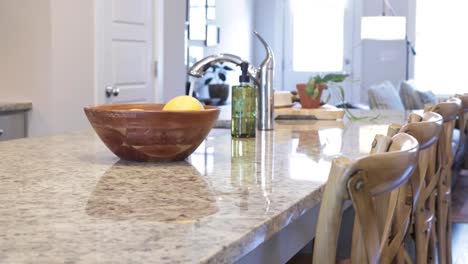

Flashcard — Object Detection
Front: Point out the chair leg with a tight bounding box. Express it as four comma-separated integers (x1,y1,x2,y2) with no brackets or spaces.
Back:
437,185,449,264
429,227,437,264
428,194,437,264
415,208,429,264
446,193,452,264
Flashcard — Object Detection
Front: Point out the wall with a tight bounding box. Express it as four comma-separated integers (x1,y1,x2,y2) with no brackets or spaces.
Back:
253,0,284,90
190,0,255,101
252,0,416,104
360,0,414,103
0,0,94,137
49,0,95,134
159,0,187,102
0,0,181,136
0,0,54,136
204,0,255,62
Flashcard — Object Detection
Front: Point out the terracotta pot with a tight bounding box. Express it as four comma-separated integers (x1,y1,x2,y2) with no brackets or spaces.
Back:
208,84,229,105
296,83,326,109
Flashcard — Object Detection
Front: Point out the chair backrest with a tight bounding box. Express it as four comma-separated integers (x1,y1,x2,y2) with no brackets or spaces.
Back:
425,98,461,264
387,112,443,264
456,94,468,168
456,94,468,114
426,98,462,166
393,112,444,205
313,133,419,264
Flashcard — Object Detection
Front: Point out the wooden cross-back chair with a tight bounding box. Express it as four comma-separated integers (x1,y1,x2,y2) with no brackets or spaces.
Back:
455,94,468,169
388,112,443,264
313,132,419,264
425,97,462,264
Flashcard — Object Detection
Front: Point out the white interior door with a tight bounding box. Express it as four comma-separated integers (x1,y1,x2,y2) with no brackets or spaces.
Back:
96,0,154,104
283,0,355,104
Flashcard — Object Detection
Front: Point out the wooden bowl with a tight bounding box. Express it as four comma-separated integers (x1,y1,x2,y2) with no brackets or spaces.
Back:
84,104,220,162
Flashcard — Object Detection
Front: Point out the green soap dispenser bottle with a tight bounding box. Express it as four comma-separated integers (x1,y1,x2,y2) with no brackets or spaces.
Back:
231,62,257,138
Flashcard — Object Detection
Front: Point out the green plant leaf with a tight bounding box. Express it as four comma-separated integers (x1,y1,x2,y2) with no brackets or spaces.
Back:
314,75,323,83
204,78,213,85
338,85,345,103
324,93,331,103
305,78,316,96
312,88,319,99
218,73,226,82
343,108,380,121
322,73,347,83
345,109,369,121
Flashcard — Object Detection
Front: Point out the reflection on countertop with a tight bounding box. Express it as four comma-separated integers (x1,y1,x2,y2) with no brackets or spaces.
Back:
86,160,218,222
0,110,409,263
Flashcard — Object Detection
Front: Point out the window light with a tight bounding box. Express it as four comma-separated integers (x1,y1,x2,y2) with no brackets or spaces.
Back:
361,16,406,40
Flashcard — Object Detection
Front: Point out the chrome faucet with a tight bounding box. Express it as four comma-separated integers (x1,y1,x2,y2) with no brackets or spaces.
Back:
188,31,275,131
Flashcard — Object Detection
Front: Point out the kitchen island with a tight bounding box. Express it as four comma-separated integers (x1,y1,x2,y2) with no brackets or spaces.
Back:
0,110,408,264
0,101,32,140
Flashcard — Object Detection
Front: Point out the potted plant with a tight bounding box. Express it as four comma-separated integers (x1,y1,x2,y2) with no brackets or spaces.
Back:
204,62,234,105
296,73,347,109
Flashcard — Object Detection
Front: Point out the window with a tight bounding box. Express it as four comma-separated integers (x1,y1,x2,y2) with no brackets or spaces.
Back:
283,0,353,93
290,0,346,72
415,0,468,95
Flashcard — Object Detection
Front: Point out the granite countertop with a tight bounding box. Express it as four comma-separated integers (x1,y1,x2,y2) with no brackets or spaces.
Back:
0,110,407,263
0,101,32,113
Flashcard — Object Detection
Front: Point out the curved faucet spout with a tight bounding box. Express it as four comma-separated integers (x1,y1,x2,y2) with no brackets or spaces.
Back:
186,31,275,131
254,31,274,69
188,53,244,77
253,31,275,131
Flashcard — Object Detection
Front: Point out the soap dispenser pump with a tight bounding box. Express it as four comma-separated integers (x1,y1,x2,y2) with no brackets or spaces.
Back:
231,62,257,138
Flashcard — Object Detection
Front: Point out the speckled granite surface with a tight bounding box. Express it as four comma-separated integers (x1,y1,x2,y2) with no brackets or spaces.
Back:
0,102,32,113
0,110,407,263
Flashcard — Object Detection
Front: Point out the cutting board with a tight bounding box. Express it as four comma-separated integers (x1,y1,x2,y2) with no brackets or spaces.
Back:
274,104,345,120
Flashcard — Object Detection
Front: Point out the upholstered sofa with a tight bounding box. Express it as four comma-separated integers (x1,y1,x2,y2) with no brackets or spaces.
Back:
368,81,466,185
368,80,437,111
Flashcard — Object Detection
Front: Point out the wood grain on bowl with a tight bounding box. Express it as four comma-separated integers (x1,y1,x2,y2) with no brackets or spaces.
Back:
84,104,220,162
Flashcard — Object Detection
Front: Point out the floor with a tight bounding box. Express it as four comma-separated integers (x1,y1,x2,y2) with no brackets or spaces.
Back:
287,222,468,264
452,223,468,264
288,170,468,263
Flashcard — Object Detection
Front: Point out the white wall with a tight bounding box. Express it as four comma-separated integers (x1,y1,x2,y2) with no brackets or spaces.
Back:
360,0,414,103
0,0,54,136
253,0,284,90
0,0,94,137
191,0,255,100
160,0,187,102
204,0,254,62
252,0,416,104
49,0,95,134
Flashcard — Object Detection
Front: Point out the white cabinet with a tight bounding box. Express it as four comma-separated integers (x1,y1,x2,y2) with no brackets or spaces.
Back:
0,111,26,141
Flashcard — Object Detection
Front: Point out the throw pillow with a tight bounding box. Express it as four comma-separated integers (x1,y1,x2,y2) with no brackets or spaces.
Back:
368,81,405,110
399,80,423,109
416,90,437,105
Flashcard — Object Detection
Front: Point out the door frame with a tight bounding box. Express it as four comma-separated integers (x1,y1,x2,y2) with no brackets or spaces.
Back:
280,0,362,104
153,0,163,103
94,0,162,105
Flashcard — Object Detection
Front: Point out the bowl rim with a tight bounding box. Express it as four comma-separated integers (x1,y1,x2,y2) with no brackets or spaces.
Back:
84,103,220,114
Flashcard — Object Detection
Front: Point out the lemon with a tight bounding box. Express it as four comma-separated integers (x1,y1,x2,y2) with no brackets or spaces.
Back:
162,96,204,111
